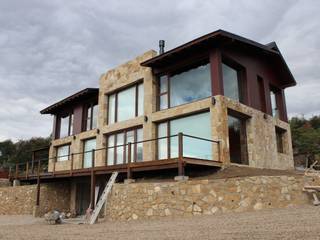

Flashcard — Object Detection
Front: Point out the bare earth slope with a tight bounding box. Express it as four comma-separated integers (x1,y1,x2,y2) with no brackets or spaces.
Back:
0,206,319,240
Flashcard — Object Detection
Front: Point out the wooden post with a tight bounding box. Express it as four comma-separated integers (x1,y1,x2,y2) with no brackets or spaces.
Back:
178,132,184,176
26,162,29,179
36,159,41,206
70,153,74,176
90,149,96,209
52,157,56,176
127,142,132,179
15,164,18,179
31,151,35,174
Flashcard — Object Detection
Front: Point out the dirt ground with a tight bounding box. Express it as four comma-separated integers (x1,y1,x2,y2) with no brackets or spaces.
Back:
0,206,319,240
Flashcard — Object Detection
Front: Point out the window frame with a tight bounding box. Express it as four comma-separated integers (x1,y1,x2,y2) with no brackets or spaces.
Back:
84,102,98,131
107,81,144,124
275,127,286,153
157,58,211,111
105,126,143,165
156,111,211,160
269,85,281,118
82,137,97,168
57,112,73,139
221,57,246,104
55,144,71,162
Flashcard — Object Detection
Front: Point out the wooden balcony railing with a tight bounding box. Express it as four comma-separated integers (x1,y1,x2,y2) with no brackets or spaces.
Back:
10,133,221,180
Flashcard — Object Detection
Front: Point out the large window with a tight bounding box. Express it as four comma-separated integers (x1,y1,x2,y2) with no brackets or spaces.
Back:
157,112,212,160
107,128,143,165
222,63,243,102
270,86,280,118
107,83,144,124
85,103,98,131
159,61,211,110
56,145,70,162
83,138,96,168
275,127,286,153
228,114,248,165
58,113,73,138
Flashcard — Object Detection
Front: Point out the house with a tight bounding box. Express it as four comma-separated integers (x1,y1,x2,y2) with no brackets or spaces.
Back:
15,30,296,215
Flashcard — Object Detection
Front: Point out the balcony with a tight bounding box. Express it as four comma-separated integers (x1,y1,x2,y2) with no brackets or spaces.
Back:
11,133,222,181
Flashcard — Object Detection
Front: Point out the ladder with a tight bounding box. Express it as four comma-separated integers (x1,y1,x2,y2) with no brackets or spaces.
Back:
89,172,118,224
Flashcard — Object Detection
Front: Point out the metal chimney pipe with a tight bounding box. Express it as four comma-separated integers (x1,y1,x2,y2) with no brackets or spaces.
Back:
159,40,165,54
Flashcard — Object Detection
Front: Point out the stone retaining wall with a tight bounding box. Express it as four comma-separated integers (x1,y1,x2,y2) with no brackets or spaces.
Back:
0,182,70,216
106,175,317,221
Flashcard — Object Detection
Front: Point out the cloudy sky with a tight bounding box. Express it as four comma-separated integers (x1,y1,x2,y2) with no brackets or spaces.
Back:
0,0,319,141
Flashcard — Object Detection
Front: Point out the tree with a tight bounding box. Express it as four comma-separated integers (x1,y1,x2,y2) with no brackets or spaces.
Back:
0,137,50,168
290,116,320,167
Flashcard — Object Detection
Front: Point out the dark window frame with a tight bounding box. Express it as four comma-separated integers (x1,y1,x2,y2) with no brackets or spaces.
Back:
56,111,73,139
275,127,286,153
269,85,282,118
83,102,98,131
105,126,143,165
157,58,211,111
107,81,144,125
221,56,247,104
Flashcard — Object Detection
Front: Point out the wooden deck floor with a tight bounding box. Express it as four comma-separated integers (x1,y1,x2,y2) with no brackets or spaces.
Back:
14,158,222,181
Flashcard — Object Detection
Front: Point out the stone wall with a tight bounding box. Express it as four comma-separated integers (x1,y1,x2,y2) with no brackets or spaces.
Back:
0,182,70,216
105,175,316,221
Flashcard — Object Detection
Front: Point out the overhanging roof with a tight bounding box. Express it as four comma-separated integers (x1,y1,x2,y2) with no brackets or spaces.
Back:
141,29,296,87
40,88,99,114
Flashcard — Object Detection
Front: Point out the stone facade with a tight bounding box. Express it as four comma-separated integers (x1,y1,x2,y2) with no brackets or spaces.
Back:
48,50,294,172
105,175,316,221
0,183,70,216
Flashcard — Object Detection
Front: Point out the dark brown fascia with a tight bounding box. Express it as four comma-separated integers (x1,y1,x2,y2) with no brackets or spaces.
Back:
40,88,99,115
141,29,296,87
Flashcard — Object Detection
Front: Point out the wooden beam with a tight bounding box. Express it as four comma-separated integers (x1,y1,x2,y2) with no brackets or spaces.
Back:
178,132,184,176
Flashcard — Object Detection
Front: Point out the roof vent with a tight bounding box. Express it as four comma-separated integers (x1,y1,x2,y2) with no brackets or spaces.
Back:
159,40,165,54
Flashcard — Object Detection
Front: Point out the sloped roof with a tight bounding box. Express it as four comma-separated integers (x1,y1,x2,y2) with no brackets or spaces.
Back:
40,88,99,114
141,29,296,87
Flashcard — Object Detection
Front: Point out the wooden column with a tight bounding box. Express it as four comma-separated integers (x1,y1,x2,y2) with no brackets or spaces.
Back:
178,132,184,176
210,48,224,97
36,159,41,206
127,142,132,179
90,149,96,209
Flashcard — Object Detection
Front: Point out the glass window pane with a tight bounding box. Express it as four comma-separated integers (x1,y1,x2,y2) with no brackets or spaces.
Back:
136,128,143,162
270,90,279,118
83,138,96,168
170,63,211,107
57,145,69,161
170,112,211,159
138,84,144,116
116,133,124,164
69,114,73,135
160,94,168,110
222,63,240,101
159,76,168,93
117,87,136,122
126,130,135,163
86,106,91,131
107,135,115,166
60,115,70,138
157,123,168,159
108,94,115,124
92,104,98,129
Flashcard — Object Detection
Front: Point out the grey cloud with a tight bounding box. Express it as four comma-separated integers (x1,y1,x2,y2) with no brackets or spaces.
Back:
0,0,319,140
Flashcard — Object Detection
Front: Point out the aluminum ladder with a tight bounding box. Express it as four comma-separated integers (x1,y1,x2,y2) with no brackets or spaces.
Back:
89,172,118,224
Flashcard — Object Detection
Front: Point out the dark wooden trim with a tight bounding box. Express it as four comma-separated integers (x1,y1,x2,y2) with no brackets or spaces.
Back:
210,48,224,96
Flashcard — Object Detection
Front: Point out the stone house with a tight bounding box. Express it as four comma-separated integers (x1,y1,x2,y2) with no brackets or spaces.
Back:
16,29,296,215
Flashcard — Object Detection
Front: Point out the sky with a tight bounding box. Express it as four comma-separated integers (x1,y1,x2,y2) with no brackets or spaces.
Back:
0,0,319,141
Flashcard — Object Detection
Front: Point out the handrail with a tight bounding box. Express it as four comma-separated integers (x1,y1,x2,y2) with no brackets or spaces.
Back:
13,133,221,179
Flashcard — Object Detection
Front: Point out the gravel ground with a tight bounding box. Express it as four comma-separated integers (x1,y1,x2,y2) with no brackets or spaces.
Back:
0,206,319,240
